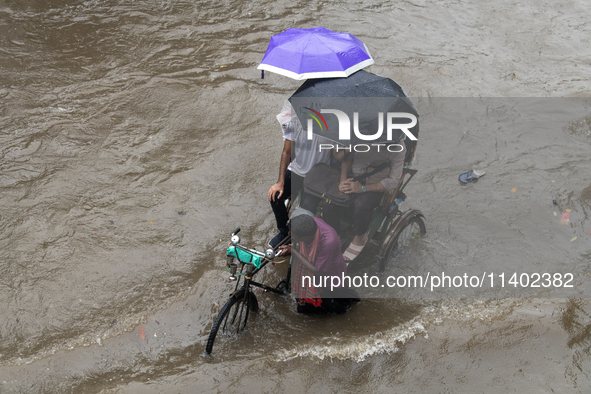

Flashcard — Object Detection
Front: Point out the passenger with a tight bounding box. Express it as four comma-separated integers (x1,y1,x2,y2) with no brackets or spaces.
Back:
267,100,331,248
289,211,352,314
339,139,406,261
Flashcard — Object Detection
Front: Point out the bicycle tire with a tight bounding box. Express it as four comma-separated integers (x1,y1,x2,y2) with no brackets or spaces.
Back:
205,291,258,355
381,216,426,270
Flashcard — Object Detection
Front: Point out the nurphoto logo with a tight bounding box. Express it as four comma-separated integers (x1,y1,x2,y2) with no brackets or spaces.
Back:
304,109,417,152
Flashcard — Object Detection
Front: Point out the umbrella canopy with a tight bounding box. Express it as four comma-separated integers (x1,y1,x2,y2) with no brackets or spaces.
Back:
288,70,419,156
257,27,374,80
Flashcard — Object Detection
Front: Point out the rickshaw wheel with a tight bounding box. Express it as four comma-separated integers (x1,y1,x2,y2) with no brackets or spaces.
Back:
205,291,258,355
380,216,426,271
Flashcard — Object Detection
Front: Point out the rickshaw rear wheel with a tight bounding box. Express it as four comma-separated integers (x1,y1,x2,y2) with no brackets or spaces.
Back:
380,216,426,272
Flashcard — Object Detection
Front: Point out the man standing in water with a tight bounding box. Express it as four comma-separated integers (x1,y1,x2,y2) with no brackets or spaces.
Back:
267,99,332,248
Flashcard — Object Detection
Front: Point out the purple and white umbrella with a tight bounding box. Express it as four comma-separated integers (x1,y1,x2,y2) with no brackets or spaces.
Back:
257,27,374,80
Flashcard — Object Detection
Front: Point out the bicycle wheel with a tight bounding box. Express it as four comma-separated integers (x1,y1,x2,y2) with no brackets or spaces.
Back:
205,290,258,355
381,216,426,270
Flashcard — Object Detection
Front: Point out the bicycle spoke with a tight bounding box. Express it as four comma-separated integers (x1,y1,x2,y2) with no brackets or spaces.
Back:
236,297,246,334
242,293,251,330
228,300,241,329
382,217,426,272
398,222,421,249
221,305,231,332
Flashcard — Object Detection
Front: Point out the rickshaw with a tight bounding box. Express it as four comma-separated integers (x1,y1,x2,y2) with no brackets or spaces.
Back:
204,133,426,355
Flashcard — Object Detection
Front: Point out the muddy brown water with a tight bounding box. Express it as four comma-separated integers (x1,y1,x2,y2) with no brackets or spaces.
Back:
1,0,591,393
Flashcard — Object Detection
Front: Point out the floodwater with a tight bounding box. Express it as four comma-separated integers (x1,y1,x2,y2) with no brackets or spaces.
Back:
1,0,590,392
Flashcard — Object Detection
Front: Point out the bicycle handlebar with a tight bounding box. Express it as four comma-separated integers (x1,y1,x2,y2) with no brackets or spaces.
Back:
229,227,290,262
233,243,266,258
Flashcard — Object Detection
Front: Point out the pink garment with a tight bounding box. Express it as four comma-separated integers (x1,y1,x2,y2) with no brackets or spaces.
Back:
301,218,347,278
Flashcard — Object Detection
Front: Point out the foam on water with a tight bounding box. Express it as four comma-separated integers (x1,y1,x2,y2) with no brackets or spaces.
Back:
277,298,520,362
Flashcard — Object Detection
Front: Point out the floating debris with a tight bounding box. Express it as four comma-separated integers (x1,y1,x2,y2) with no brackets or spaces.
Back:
511,188,517,193
561,212,570,225
178,211,185,216
139,327,146,340
458,169,485,184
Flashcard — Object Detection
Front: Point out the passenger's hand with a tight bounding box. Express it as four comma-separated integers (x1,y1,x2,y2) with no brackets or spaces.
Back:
339,178,353,192
268,183,284,201
277,244,291,256
340,179,362,194
338,180,347,193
